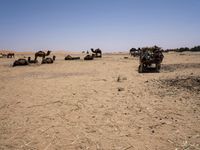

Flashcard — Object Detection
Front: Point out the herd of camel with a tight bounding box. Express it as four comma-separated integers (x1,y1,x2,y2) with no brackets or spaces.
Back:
0,48,102,67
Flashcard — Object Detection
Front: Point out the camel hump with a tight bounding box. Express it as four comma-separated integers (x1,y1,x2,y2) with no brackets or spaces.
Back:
130,48,136,51
66,55,72,58
96,48,101,52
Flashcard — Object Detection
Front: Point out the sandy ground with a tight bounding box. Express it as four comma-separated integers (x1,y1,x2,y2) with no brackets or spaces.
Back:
0,52,200,150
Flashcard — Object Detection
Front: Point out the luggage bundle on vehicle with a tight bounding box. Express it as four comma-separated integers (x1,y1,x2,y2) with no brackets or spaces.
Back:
138,46,164,73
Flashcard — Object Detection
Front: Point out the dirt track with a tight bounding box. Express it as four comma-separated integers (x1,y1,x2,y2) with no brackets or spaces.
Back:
0,52,200,150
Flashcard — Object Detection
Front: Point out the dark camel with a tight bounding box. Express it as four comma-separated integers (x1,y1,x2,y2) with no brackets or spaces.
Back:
42,56,56,64
7,53,15,58
28,57,38,63
65,55,80,60
91,48,102,58
84,54,94,60
13,59,29,67
129,48,136,56
34,50,51,61
130,48,140,57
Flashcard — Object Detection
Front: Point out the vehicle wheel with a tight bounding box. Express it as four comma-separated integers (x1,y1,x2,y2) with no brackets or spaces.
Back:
156,64,161,72
138,64,144,73
158,64,161,70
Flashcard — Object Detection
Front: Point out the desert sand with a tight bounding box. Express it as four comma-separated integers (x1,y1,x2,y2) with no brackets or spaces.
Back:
0,51,200,150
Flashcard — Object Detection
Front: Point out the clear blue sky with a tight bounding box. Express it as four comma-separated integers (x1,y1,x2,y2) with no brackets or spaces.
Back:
0,0,199,51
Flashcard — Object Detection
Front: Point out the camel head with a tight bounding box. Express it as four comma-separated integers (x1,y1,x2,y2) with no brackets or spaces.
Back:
46,50,51,56
53,55,56,61
91,48,95,53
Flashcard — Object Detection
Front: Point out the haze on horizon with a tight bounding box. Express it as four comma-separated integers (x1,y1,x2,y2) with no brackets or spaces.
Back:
0,0,199,52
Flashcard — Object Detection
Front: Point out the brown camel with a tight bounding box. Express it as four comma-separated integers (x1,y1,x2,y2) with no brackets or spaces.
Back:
7,53,15,58
91,48,102,58
34,50,51,61
13,59,29,67
42,55,56,64
2,54,7,58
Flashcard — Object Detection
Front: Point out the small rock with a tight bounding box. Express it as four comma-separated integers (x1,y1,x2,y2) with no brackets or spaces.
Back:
122,77,127,80
117,76,127,82
117,76,121,82
118,87,125,91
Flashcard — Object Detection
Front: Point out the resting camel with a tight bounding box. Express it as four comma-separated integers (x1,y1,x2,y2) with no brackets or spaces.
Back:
130,48,140,57
91,48,102,58
42,56,56,64
7,53,15,58
2,54,7,58
65,55,80,60
129,48,136,56
84,54,94,60
0,53,7,58
28,57,38,63
13,59,29,67
34,50,51,61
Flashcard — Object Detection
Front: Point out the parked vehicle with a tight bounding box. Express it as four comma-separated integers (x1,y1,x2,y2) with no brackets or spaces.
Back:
138,46,164,73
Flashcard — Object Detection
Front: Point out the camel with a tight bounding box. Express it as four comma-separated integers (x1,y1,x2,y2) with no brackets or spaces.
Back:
65,55,80,60
91,48,102,58
13,59,29,67
28,57,38,63
2,54,7,58
7,53,15,58
34,50,51,61
42,55,56,64
84,54,94,60
130,48,140,57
